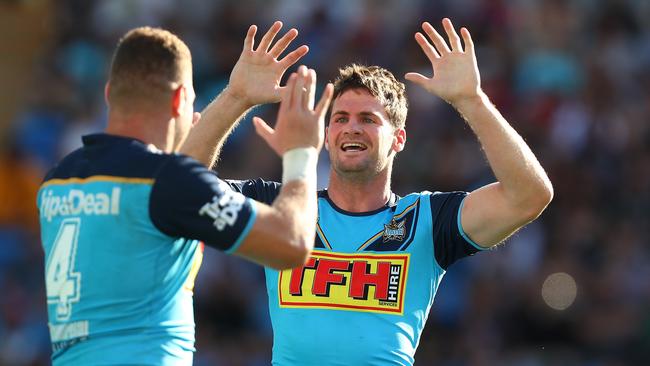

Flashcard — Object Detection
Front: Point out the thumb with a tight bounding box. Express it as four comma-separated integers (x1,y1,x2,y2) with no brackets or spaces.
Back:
252,116,275,145
404,72,430,87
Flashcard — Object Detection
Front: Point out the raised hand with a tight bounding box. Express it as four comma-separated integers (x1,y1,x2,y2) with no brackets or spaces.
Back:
226,21,309,108
405,18,482,106
252,65,333,156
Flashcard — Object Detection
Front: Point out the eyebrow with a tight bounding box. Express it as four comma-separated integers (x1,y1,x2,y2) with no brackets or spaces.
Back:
331,111,382,118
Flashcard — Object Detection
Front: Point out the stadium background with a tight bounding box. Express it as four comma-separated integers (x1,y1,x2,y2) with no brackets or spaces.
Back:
1,0,649,365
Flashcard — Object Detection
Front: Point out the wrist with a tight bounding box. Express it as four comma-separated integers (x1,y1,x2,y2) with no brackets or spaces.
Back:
282,147,318,185
222,86,255,110
450,89,489,112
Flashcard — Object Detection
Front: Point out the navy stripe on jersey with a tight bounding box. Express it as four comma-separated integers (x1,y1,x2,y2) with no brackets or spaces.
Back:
430,191,485,270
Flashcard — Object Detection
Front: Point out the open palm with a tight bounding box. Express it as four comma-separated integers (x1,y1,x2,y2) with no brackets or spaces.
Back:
228,21,309,107
405,18,481,106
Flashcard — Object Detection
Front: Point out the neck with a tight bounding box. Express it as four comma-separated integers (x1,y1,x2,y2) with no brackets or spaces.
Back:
327,166,392,213
106,110,174,153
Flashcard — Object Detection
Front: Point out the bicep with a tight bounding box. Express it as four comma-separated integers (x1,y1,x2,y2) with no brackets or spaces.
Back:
461,182,533,248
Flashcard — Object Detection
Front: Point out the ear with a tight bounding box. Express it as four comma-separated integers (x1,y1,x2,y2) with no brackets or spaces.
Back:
393,127,406,153
104,82,111,106
324,125,330,151
171,85,186,117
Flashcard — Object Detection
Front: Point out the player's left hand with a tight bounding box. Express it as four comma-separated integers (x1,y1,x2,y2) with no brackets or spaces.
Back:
405,18,482,106
226,21,309,108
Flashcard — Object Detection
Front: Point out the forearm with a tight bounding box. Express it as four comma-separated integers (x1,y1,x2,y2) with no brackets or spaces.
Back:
454,92,553,208
272,147,318,252
273,179,318,250
237,179,316,269
180,87,253,168
231,146,319,269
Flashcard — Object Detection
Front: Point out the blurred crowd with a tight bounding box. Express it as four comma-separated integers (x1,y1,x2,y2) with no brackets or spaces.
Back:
1,0,649,365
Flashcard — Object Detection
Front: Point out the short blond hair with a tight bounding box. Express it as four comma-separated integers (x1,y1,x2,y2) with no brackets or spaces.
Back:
108,27,192,109
332,64,408,129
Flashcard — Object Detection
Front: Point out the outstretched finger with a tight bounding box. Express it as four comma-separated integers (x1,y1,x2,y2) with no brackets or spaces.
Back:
422,22,450,55
442,18,462,52
269,28,299,58
243,25,257,52
314,83,334,119
415,32,440,63
257,21,283,53
460,27,474,54
404,72,430,88
278,45,309,70
300,68,315,111
281,73,297,111
292,66,308,111
252,117,275,144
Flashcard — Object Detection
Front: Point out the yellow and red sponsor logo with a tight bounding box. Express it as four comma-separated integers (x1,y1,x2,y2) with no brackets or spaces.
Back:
278,250,409,314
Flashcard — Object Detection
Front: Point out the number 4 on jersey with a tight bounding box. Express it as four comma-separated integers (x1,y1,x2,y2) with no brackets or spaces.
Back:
46,218,82,321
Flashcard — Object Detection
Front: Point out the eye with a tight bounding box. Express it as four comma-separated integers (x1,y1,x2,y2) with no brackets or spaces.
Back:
363,117,375,124
334,116,348,123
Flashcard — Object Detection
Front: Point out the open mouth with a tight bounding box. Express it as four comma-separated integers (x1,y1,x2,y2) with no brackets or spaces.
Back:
341,142,368,152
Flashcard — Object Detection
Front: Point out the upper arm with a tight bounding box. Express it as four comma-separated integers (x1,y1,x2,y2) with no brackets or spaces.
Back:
151,157,310,269
149,155,257,252
461,182,543,248
431,192,486,270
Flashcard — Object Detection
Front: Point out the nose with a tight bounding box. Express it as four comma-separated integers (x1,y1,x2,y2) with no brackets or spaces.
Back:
343,118,363,135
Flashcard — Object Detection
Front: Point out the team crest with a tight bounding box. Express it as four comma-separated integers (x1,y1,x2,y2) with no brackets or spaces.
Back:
383,218,405,242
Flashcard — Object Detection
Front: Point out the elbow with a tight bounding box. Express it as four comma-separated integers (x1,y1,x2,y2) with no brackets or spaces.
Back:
520,180,554,222
268,236,313,270
538,178,554,209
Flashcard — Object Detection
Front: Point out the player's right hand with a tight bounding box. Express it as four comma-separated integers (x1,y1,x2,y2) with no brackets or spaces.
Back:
226,21,309,108
252,65,333,155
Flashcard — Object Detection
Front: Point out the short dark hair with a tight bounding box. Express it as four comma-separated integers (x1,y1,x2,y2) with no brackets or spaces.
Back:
332,64,408,129
108,27,192,109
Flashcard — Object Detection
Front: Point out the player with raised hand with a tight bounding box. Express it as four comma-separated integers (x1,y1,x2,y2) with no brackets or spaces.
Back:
192,18,552,365
405,18,553,247
37,22,328,365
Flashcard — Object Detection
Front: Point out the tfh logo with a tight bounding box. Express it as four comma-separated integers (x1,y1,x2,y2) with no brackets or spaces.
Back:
278,251,409,314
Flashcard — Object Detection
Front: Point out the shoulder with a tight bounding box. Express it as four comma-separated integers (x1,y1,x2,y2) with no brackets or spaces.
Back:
422,190,468,209
43,135,176,183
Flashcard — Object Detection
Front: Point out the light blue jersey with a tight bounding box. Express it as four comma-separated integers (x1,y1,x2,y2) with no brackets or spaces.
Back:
39,134,257,365
229,180,486,366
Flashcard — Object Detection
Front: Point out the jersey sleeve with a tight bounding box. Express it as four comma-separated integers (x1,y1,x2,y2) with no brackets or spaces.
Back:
430,191,487,270
149,155,257,253
226,178,282,205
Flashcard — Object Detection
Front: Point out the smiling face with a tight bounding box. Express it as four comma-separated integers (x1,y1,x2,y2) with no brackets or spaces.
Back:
326,88,406,181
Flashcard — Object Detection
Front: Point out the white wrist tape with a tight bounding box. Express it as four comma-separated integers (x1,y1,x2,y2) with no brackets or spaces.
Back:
282,147,318,184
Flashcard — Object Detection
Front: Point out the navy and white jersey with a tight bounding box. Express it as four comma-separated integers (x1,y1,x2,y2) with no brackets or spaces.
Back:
38,134,257,366
228,178,486,366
